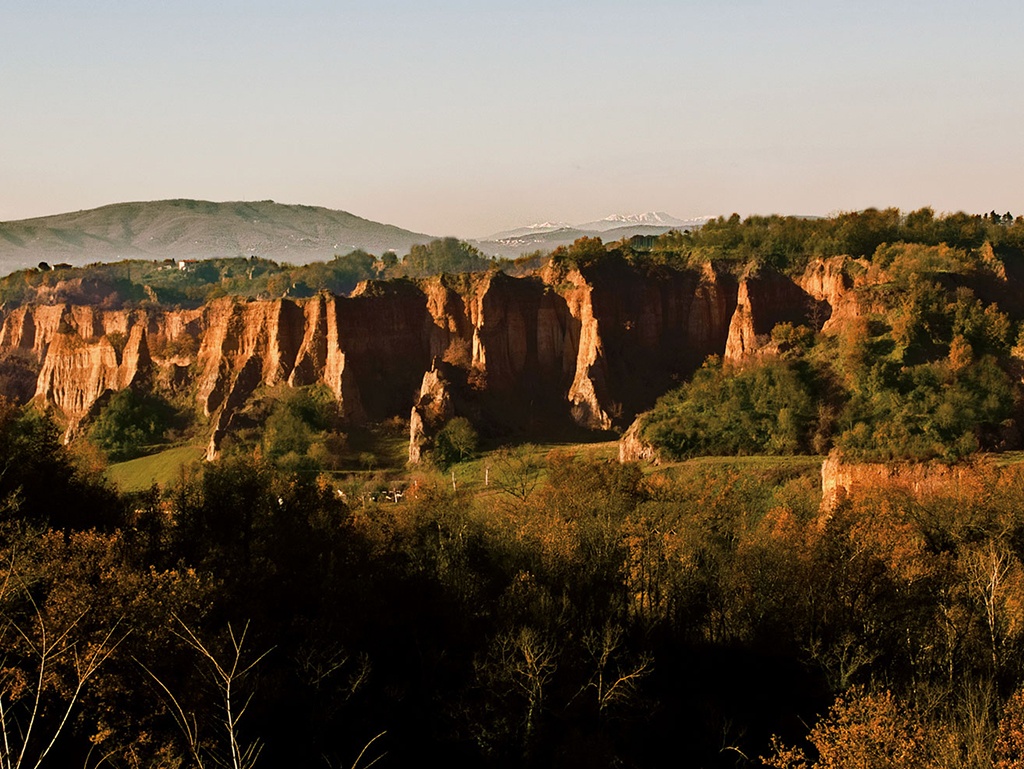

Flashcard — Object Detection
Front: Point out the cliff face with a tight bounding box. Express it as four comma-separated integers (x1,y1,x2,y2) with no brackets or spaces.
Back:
724,267,827,362
622,258,867,463
0,305,156,427
556,261,738,429
719,256,888,363
798,256,878,334
0,262,749,456
820,451,991,512
618,418,659,464
421,272,576,401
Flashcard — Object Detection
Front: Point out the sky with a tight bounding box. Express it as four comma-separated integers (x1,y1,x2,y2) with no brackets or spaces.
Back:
3,0,1024,238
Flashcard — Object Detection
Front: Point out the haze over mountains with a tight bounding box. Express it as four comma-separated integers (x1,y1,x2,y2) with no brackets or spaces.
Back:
474,212,714,258
0,199,437,274
0,200,714,275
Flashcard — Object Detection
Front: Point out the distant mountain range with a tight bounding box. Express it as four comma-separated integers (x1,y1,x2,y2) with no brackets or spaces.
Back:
0,200,717,275
473,212,714,258
576,212,699,232
0,200,437,274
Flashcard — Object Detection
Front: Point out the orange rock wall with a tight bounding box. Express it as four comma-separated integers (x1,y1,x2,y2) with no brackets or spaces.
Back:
0,263,750,453
820,450,997,511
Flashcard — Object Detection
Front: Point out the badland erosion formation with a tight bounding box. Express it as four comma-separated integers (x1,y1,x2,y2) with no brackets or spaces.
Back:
0,258,856,460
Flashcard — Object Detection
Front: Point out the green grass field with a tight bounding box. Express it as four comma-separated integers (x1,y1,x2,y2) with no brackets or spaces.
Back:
103,427,827,499
651,453,824,474
106,444,205,491
442,440,619,495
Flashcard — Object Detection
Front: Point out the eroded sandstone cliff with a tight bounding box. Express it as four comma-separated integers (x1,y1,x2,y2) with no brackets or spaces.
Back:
724,266,829,362
622,257,867,463
0,261,749,459
820,450,993,512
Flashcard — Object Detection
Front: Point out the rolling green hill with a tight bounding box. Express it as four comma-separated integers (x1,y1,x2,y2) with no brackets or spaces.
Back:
0,199,437,274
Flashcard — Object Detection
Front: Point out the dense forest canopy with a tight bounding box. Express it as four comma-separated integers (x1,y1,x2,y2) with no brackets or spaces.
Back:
3,400,1024,767
649,207,1024,272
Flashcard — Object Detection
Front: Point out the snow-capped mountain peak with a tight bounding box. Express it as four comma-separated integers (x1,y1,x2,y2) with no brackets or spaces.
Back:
576,211,693,232
600,212,678,225
484,222,571,240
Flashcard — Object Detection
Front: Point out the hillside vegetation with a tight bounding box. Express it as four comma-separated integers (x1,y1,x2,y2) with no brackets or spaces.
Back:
5,398,1024,767
631,211,1024,463
638,265,1020,462
6,207,1024,469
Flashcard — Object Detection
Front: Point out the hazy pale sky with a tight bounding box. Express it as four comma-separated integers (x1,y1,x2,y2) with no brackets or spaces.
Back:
3,0,1023,237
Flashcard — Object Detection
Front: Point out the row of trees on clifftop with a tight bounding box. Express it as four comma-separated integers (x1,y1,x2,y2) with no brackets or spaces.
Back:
4,207,1024,308
0,237,497,308
649,207,1024,272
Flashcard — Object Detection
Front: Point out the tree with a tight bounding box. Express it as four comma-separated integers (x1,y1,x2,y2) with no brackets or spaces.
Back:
402,239,490,277
765,689,933,769
549,237,611,270
88,388,174,461
260,386,343,471
578,624,651,715
960,538,1024,674
0,562,125,769
476,626,558,757
0,400,120,530
490,444,542,502
140,619,271,769
378,251,398,274
997,686,1024,768
639,357,816,459
433,417,478,467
